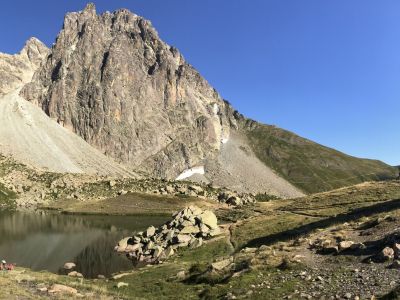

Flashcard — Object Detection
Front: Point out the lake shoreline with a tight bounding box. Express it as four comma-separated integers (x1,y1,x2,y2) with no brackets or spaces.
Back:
37,191,222,217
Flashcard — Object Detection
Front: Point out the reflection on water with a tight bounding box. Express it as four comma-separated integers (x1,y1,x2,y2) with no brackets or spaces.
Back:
0,211,168,278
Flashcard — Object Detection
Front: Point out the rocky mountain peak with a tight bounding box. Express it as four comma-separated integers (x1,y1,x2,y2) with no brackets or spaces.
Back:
21,4,236,179
82,2,96,14
0,37,48,96
20,37,49,66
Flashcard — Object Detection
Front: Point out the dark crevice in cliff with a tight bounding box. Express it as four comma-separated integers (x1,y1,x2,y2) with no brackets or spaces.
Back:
100,51,109,81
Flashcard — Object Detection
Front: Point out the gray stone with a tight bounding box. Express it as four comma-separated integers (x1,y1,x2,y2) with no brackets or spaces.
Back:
115,237,131,252
377,247,395,262
338,241,354,251
211,258,233,271
197,210,218,229
189,237,203,249
21,3,233,182
67,271,83,278
146,226,156,237
116,282,129,289
176,234,192,244
180,225,200,234
63,262,76,270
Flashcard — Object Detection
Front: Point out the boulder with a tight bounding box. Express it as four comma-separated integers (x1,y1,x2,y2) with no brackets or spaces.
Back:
109,180,117,187
145,241,155,251
146,226,156,237
376,247,395,262
165,230,175,241
189,237,203,249
180,225,200,234
339,241,354,251
165,185,175,194
153,246,163,258
320,239,332,248
211,258,233,271
393,243,400,258
48,284,78,295
163,247,174,258
67,271,83,278
189,185,203,193
176,271,186,280
116,282,129,289
115,237,132,252
112,273,130,280
189,205,203,216
197,210,218,229
125,243,143,252
227,196,242,206
176,234,192,244
208,227,221,237
63,262,76,270
200,223,210,233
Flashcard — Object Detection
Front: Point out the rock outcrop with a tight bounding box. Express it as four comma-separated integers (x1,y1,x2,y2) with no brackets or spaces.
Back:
22,3,234,179
0,37,48,96
115,206,221,263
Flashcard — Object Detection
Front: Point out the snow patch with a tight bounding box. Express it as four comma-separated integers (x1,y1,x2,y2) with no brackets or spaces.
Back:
176,166,205,180
221,138,229,144
213,103,219,115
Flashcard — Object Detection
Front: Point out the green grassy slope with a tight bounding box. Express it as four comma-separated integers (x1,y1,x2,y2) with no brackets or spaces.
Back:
244,123,397,194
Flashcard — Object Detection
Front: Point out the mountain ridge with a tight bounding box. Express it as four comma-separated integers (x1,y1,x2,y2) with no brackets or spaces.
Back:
2,2,394,195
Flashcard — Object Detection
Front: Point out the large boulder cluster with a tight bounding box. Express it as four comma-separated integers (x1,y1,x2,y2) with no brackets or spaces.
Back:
217,190,255,206
148,182,256,206
310,238,366,254
115,206,221,263
371,232,400,265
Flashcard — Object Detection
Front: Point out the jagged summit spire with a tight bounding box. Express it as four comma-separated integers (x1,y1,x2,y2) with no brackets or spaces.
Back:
82,2,96,14
22,37,47,51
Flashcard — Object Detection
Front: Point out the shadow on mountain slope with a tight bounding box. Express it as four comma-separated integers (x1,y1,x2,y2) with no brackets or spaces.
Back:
243,198,400,249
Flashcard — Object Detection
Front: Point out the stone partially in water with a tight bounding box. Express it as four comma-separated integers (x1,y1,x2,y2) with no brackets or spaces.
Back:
63,262,76,270
116,206,220,264
114,237,132,252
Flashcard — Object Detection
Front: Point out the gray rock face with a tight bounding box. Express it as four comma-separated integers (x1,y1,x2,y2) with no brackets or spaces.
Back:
22,3,236,178
115,205,220,263
0,37,49,96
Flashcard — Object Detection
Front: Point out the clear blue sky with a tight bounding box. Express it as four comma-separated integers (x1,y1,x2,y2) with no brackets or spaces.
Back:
1,1,399,165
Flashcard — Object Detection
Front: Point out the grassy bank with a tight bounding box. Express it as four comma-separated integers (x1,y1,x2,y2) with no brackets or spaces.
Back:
40,192,221,216
3,180,400,299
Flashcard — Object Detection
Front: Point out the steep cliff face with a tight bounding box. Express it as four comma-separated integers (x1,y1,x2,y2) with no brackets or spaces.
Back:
0,36,134,176
22,3,234,178
0,37,49,96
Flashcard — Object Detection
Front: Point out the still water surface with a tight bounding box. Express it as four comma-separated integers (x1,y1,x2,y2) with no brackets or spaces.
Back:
0,211,168,278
